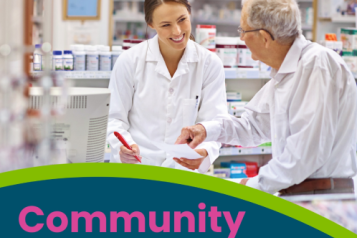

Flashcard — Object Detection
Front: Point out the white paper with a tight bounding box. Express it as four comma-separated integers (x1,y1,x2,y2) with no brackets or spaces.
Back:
154,142,202,159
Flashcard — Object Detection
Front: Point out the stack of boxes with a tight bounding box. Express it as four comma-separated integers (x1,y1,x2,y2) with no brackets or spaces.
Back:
214,161,259,179
340,29,357,74
323,30,357,74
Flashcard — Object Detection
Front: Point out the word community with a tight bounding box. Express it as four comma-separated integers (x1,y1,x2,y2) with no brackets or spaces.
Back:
19,203,245,237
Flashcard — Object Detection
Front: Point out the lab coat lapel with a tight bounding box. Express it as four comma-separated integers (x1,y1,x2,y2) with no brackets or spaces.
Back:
146,36,198,80
172,40,198,80
146,35,172,80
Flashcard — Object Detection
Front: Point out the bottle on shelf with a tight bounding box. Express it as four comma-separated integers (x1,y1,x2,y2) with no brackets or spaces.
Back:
63,50,74,71
52,51,63,71
123,39,131,50
85,45,99,71
111,46,123,70
33,44,42,71
99,46,112,71
72,45,86,71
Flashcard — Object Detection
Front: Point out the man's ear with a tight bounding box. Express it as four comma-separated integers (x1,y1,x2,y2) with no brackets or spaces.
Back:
259,30,272,48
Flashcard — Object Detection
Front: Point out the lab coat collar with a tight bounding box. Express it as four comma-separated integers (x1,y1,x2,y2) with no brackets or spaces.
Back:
146,35,198,80
271,35,310,83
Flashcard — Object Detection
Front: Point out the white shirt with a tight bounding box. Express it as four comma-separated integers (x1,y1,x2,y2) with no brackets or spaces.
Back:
202,35,357,193
107,35,227,173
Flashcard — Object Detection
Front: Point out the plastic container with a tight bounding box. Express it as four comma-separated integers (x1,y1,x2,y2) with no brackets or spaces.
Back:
73,45,86,71
95,45,105,52
85,45,99,71
238,39,259,68
33,44,42,71
63,50,74,71
99,46,112,71
123,39,131,50
131,39,144,48
216,37,239,68
196,25,216,49
52,51,63,71
70,44,81,51
111,46,123,70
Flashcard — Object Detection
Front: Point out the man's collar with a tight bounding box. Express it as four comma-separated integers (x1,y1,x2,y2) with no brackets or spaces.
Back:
271,35,310,82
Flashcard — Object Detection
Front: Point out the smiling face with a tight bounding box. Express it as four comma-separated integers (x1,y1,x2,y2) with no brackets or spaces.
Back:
148,2,191,52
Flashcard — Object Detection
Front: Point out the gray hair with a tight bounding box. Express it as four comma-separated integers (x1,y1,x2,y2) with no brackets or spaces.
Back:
243,0,302,44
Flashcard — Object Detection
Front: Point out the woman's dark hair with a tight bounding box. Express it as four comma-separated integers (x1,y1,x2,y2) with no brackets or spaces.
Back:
144,0,195,41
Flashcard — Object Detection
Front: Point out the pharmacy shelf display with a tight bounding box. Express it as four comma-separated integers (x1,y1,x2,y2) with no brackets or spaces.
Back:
219,147,272,156
31,69,272,80
31,71,111,79
224,68,271,79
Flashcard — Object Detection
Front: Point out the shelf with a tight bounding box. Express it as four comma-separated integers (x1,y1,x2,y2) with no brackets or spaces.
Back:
301,24,312,30
112,15,145,23
31,71,111,79
225,68,271,79
104,146,271,157
331,15,355,23
219,146,272,156
31,69,270,80
192,18,240,26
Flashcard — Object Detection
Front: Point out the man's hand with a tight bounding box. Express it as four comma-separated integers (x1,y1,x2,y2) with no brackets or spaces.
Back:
173,148,208,170
175,124,207,149
240,179,249,185
119,144,142,164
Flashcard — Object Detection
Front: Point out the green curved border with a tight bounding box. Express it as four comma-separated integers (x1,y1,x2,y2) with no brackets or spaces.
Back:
0,163,355,237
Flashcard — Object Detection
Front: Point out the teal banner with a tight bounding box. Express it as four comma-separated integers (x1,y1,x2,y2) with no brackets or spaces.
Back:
0,164,354,237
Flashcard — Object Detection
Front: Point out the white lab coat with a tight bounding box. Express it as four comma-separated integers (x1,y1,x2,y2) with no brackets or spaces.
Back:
107,35,227,173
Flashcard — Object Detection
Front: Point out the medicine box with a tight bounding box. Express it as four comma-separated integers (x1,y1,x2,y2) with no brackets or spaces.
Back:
221,161,259,178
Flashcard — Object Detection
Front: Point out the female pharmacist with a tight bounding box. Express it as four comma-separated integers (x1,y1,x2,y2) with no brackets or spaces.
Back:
107,0,227,173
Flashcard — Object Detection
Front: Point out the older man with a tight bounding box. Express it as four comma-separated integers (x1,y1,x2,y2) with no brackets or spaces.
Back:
175,0,357,195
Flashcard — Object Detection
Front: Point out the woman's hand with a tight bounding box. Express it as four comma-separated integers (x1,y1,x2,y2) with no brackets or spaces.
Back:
173,148,208,170
119,144,142,164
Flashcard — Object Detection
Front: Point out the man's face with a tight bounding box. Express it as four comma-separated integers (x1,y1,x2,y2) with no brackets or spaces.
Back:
240,7,265,61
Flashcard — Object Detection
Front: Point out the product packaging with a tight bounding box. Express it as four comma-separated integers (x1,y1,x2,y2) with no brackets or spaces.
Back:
85,45,99,71
73,45,86,71
196,25,216,49
52,51,63,71
99,46,112,71
238,39,259,68
63,50,74,71
216,37,239,68
33,44,42,71
111,46,123,70
123,39,131,50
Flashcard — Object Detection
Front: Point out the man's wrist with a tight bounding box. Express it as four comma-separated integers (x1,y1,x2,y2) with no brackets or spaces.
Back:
198,121,221,142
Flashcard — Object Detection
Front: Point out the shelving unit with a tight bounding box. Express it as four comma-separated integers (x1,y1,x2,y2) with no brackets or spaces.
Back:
331,15,355,23
220,147,272,156
31,71,111,79
112,15,145,23
313,0,356,42
225,68,270,79
192,18,240,26
31,71,111,88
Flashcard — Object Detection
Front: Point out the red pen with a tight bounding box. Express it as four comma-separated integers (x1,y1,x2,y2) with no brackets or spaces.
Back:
114,131,141,163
